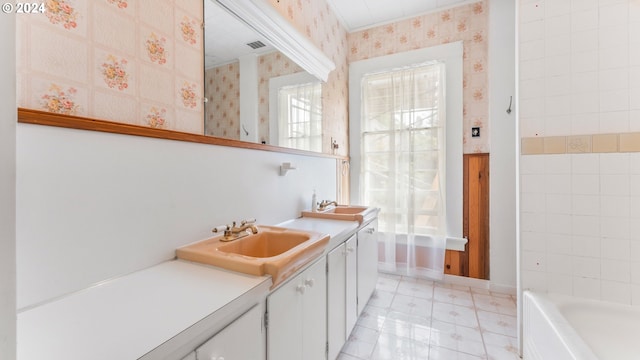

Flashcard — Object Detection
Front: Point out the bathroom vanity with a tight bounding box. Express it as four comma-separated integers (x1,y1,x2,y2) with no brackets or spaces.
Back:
17,210,379,360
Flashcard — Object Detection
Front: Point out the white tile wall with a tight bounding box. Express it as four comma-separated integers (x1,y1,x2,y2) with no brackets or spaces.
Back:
519,0,640,137
520,152,640,305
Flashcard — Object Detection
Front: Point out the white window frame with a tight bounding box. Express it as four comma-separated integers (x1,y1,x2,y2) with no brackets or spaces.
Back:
349,41,464,238
269,72,322,150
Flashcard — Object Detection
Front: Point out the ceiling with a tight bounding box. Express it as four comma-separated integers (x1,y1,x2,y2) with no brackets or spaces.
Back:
204,0,472,69
326,0,472,31
204,0,274,69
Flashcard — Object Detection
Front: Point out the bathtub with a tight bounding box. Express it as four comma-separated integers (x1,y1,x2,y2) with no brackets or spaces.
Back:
523,291,640,360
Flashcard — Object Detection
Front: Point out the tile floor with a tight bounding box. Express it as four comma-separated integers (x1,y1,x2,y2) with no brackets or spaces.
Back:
338,273,520,360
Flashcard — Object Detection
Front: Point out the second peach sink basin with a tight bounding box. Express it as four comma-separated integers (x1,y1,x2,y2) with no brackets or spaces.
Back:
176,225,329,287
301,205,377,224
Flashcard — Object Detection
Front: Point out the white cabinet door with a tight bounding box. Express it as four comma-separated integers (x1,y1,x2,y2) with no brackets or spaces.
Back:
267,257,327,360
302,257,327,360
196,304,264,360
267,273,303,360
345,235,358,335
327,243,346,360
357,219,378,315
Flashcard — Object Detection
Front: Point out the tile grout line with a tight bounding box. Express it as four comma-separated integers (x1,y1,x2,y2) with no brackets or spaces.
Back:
342,274,520,359
470,289,491,359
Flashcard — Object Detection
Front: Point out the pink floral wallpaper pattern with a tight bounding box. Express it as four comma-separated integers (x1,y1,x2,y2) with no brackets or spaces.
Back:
347,0,490,154
107,0,128,9
18,0,489,153
17,0,203,134
145,107,167,129
145,33,168,65
204,62,240,139
45,0,78,30
101,55,129,91
179,16,198,45
41,84,79,115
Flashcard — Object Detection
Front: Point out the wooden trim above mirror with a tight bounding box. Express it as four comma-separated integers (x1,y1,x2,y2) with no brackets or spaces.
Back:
17,108,348,160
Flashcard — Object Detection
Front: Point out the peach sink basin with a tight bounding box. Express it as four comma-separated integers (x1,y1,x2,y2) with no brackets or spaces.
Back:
176,225,329,287
301,205,376,224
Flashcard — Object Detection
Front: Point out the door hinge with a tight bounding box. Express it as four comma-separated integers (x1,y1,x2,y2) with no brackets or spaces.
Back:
326,341,329,357
264,311,269,329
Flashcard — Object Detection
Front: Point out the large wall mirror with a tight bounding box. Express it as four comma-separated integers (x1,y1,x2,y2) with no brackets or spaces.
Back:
204,0,335,153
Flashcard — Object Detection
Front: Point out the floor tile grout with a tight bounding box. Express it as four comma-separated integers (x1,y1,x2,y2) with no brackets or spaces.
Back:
338,272,520,360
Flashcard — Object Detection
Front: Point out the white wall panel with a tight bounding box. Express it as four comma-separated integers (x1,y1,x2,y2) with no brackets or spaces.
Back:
17,124,336,309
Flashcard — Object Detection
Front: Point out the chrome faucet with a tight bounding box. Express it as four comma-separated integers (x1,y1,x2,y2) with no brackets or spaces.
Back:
213,218,258,242
317,200,338,211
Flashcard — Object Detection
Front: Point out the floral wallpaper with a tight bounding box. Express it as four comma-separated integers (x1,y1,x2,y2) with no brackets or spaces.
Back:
347,1,490,154
17,0,488,154
16,0,204,134
204,62,240,139
45,0,78,30
101,55,129,91
145,33,168,65
41,84,79,115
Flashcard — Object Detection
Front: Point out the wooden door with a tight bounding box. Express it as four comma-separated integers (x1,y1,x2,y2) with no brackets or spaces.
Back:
444,153,489,279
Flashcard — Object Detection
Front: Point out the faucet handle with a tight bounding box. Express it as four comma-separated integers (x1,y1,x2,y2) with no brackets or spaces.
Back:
241,218,256,225
212,225,228,233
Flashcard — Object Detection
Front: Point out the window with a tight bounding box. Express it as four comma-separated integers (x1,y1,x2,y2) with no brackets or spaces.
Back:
349,42,463,239
361,63,445,235
269,72,322,152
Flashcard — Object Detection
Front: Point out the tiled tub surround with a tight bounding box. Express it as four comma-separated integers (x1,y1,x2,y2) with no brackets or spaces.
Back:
518,0,640,139
522,132,640,155
520,151,640,305
338,273,519,360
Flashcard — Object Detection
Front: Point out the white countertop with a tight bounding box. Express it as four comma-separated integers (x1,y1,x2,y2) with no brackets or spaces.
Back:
17,217,361,360
17,260,271,360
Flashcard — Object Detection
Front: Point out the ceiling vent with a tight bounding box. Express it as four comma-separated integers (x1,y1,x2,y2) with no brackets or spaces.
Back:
246,41,266,49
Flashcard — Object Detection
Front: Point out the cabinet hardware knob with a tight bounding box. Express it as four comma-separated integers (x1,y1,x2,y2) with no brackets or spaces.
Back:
296,284,306,294
347,247,355,253
366,228,375,234
305,278,315,287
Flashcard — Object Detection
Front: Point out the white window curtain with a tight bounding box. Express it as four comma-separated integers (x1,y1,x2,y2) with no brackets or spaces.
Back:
361,62,447,280
277,81,322,152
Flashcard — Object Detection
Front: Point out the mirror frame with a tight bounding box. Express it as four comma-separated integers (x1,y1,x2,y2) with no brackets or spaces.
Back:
17,0,342,159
